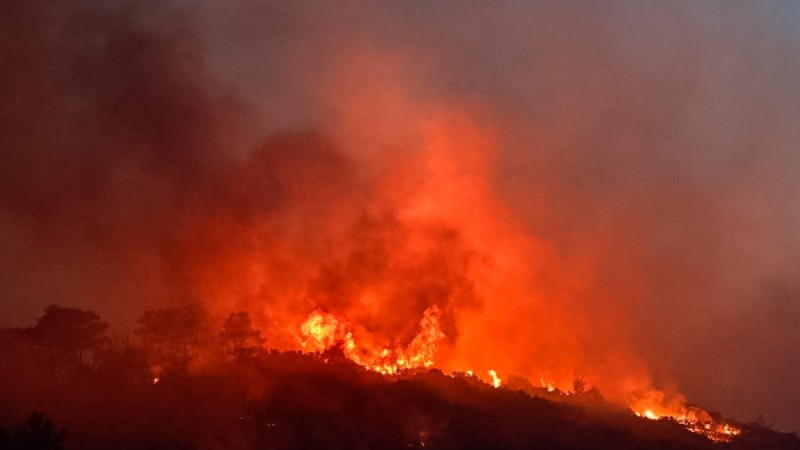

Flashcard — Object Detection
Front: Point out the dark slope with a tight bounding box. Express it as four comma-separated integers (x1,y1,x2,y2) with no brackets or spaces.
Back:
1,350,798,450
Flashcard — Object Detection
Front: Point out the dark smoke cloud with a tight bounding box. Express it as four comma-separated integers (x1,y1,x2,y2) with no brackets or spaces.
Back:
1,0,241,324
2,0,800,433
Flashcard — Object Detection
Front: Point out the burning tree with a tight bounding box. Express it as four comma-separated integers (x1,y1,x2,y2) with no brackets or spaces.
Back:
218,311,265,363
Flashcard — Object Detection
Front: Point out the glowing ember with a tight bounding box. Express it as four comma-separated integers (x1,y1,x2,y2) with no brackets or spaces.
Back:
488,369,502,388
152,377,160,385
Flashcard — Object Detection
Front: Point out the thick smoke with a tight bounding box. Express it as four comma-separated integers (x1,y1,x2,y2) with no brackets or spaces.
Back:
2,0,800,432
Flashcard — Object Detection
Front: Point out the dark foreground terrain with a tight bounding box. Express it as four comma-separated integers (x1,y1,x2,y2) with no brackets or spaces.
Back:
1,349,798,450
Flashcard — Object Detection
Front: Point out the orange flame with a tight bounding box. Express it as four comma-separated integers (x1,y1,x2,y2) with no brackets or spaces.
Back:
488,369,502,388
299,309,351,351
631,390,741,442
298,305,445,375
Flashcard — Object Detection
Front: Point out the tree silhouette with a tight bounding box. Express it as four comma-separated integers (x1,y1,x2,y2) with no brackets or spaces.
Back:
33,305,109,367
572,373,586,394
135,303,207,374
218,311,265,364
95,337,151,385
1,411,66,450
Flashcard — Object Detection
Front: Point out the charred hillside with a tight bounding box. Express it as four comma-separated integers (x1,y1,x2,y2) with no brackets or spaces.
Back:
1,350,797,450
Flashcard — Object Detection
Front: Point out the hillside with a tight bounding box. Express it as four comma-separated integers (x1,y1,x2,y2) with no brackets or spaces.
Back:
2,350,797,450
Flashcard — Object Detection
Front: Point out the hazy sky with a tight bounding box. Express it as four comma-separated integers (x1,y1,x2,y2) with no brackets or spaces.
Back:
2,0,799,432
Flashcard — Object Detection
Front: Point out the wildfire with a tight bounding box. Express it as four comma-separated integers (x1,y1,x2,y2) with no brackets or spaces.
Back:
298,305,445,375
298,307,740,443
631,394,741,442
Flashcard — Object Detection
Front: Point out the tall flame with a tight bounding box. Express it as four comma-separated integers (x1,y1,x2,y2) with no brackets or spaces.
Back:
299,305,445,375
488,369,502,388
